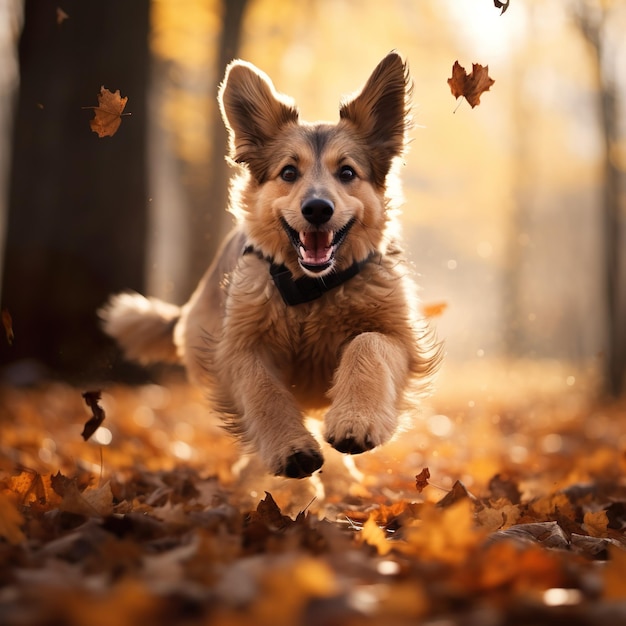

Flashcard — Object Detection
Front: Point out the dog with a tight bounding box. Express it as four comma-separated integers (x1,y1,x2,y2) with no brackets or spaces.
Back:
100,52,441,479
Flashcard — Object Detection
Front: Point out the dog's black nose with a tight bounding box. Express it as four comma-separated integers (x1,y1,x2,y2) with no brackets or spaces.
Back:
301,198,334,225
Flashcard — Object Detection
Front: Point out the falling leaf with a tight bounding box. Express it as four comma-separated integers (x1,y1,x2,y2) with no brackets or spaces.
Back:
81,390,105,440
494,0,510,15
421,302,448,319
56,7,69,24
2,308,14,345
448,61,495,109
85,86,129,138
415,467,430,493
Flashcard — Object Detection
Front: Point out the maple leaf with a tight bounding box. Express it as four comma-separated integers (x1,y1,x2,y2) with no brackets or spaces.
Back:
448,61,495,109
583,509,609,538
81,390,105,440
415,467,430,493
85,86,129,138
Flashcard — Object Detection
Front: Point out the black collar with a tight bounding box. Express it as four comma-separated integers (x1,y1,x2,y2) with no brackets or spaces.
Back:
243,246,372,306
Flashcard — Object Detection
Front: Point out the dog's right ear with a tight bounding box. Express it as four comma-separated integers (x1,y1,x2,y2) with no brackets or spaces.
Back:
219,61,299,180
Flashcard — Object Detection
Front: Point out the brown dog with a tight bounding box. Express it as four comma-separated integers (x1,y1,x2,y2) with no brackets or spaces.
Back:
100,52,441,478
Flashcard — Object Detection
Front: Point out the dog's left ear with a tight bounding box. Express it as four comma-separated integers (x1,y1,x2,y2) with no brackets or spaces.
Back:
340,52,411,186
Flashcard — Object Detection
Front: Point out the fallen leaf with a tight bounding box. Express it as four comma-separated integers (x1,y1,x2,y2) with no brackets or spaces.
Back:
437,480,477,508
448,61,495,109
488,473,522,504
415,467,430,493
361,514,392,555
0,493,26,544
583,509,609,538
81,390,105,440
603,545,626,599
85,86,129,138
58,480,114,517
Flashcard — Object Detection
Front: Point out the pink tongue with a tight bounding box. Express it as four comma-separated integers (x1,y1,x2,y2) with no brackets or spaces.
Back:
301,231,333,265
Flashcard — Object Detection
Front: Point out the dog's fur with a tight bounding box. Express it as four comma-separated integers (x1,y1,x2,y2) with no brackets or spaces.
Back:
100,52,441,479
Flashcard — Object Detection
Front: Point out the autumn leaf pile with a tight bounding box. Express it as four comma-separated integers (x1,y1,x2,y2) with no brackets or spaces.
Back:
1,370,626,626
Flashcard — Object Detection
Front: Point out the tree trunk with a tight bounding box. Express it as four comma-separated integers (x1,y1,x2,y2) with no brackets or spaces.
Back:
574,4,625,396
0,0,150,383
183,0,249,295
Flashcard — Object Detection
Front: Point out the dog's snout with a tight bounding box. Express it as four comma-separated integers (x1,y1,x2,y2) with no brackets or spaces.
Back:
301,198,334,225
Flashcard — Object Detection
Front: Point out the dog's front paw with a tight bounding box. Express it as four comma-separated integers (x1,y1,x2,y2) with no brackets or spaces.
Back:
326,433,375,455
269,443,324,479
324,410,397,456
278,449,324,478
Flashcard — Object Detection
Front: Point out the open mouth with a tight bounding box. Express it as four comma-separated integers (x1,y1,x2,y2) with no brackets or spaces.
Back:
280,217,356,274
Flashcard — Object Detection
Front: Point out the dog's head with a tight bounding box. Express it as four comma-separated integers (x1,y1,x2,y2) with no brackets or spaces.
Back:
219,53,411,278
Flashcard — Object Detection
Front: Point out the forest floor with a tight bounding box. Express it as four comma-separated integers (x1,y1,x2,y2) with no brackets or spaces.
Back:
1,359,626,625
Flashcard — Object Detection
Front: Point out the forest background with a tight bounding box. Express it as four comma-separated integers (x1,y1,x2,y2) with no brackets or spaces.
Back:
1,2,626,624
0,0,624,399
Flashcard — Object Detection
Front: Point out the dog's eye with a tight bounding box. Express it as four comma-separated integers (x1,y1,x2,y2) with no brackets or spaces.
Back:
338,165,356,183
280,165,298,182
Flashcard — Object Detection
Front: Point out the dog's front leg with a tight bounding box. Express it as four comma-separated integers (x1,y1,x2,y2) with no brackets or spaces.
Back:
324,332,410,454
231,354,324,478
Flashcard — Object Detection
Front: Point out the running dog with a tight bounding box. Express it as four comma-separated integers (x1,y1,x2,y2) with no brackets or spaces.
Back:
100,52,440,478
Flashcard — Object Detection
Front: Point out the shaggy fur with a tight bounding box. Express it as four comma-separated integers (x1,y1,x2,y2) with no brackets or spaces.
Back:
100,52,441,478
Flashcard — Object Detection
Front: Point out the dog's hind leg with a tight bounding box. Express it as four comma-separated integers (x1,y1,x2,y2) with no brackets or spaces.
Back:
324,332,410,454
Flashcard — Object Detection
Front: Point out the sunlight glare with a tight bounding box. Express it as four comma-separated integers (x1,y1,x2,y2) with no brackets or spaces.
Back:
428,414,453,438
171,440,193,460
543,588,582,607
92,427,113,446
133,405,155,428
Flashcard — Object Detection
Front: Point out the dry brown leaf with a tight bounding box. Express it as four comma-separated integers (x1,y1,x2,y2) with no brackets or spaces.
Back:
57,479,114,517
494,0,510,15
81,390,105,440
85,86,129,138
583,509,609,538
448,61,495,109
415,467,431,493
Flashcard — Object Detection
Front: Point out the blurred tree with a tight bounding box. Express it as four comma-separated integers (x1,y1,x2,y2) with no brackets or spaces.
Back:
0,0,150,382
147,0,248,301
573,0,626,396
190,0,248,289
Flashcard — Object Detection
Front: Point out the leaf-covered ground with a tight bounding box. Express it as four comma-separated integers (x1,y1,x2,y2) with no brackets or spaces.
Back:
1,361,626,625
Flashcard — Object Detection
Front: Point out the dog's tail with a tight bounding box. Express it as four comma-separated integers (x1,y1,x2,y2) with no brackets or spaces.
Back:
99,292,181,365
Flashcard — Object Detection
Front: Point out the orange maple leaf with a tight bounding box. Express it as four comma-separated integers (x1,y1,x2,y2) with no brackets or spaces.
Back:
448,61,495,109
421,301,448,319
85,86,129,138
